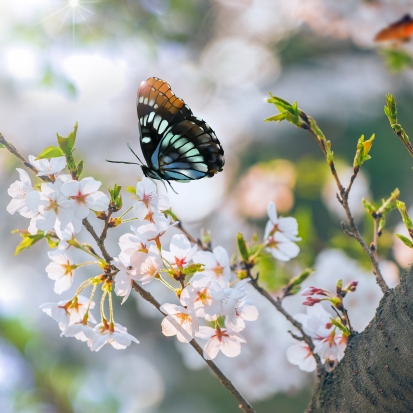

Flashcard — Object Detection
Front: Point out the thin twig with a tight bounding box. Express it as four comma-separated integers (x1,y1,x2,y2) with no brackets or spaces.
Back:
175,221,210,251
288,330,305,341
82,217,113,262
249,276,325,377
300,118,389,294
372,217,379,261
0,134,53,183
131,281,256,413
340,222,355,238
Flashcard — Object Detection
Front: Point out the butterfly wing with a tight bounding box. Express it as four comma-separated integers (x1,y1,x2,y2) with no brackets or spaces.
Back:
137,77,225,181
137,77,193,168
154,116,225,181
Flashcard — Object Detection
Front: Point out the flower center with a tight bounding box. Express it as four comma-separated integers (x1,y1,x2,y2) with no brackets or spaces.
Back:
266,236,279,248
73,191,87,204
196,288,211,304
46,199,59,213
213,264,224,277
177,313,191,325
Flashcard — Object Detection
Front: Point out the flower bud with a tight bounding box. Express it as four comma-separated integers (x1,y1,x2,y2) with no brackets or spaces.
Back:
302,297,321,306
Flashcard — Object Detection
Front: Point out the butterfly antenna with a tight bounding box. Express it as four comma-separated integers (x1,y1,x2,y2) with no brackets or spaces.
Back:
106,160,141,165
127,143,144,165
166,180,178,195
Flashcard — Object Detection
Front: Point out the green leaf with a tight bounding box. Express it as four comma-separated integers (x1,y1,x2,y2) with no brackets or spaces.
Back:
237,232,250,262
289,268,313,288
396,201,413,238
353,134,375,167
380,49,413,73
56,122,78,156
14,232,46,255
182,263,204,275
362,198,376,215
263,113,286,123
396,233,413,248
377,188,400,215
330,318,350,335
282,268,314,298
35,146,65,160
164,209,178,222
0,143,5,149
108,184,122,211
46,236,59,249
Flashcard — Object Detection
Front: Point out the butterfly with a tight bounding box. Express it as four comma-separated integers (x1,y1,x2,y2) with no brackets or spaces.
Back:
375,14,413,42
108,77,225,185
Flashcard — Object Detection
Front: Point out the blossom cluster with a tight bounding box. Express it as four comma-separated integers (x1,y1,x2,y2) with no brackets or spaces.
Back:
114,178,259,360
6,156,311,363
7,156,109,244
286,305,347,372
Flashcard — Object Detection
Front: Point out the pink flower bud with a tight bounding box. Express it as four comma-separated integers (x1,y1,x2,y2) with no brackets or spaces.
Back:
301,287,327,297
346,280,358,292
302,297,321,306
301,287,316,296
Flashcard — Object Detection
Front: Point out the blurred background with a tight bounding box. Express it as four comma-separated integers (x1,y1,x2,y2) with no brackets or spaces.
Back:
2,0,413,412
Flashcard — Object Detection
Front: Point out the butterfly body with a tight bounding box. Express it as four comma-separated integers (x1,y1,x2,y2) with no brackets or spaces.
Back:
136,77,225,182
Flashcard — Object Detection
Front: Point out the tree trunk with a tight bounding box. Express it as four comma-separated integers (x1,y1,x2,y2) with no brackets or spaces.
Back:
306,267,413,413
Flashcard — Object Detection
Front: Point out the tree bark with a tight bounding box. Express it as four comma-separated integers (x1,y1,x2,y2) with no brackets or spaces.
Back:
306,267,413,413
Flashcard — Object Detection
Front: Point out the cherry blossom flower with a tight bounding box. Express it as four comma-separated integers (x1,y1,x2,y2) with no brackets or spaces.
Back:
160,303,199,343
26,180,74,235
217,281,247,322
294,304,347,362
130,244,163,284
45,251,77,294
133,178,170,221
40,295,96,330
90,322,139,351
286,342,316,372
265,202,301,242
7,168,36,218
294,304,333,339
226,299,259,332
118,228,151,264
62,321,96,342
265,231,300,262
314,329,347,361
132,215,176,247
28,155,66,177
180,275,224,318
162,234,197,269
196,326,246,360
60,177,109,220
114,256,135,303
193,246,232,288
264,202,300,261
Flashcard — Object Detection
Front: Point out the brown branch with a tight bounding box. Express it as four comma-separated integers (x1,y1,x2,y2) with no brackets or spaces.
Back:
0,133,53,183
300,118,389,294
131,281,256,413
82,217,113,262
340,221,355,238
100,209,113,244
249,276,325,378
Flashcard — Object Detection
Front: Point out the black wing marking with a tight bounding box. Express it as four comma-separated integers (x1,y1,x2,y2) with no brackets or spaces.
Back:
155,116,225,181
137,77,193,167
